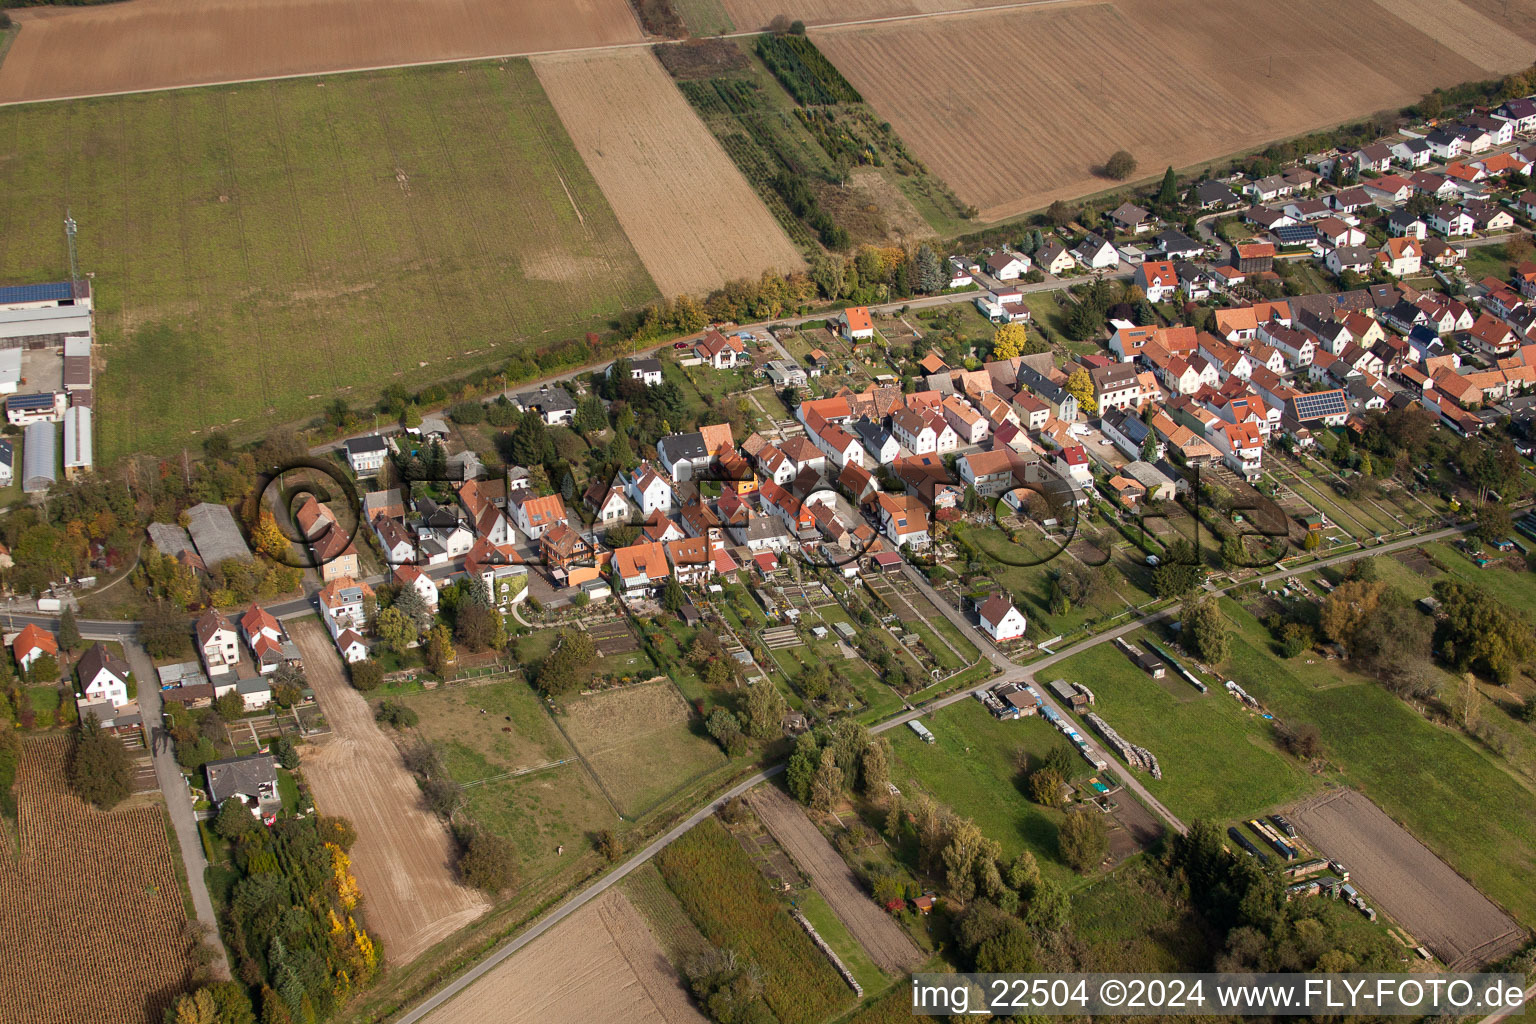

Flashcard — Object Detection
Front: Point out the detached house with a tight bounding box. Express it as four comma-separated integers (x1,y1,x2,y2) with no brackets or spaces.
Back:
623,462,675,516
318,577,374,640
985,251,1031,281
1109,202,1153,234
196,609,240,677
875,492,929,549
1035,242,1075,276
393,563,440,612
12,623,57,675
1073,233,1119,270
1378,237,1422,278
75,643,131,707
240,604,289,675
343,435,390,477
1134,260,1178,303
694,329,746,368
510,492,567,541
977,594,1027,643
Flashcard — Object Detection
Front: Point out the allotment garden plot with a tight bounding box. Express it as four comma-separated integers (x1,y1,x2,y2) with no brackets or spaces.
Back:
812,0,1522,221
0,61,656,460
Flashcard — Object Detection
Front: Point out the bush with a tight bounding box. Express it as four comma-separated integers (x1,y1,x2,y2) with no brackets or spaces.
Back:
448,401,485,425
350,659,384,692
375,700,419,729
596,828,624,863
1105,150,1138,181
457,826,517,894
1058,807,1108,873
316,815,358,851
422,776,461,819
1278,721,1322,759
213,796,258,839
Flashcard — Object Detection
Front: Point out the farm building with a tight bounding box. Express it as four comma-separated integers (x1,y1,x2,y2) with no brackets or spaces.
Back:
62,335,92,393
1047,678,1087,708
185,501,252,565
0,438,13,486
147,521,194,559
0,281,93,348
21,421,55,493
62,404,91,479
7,390,64,425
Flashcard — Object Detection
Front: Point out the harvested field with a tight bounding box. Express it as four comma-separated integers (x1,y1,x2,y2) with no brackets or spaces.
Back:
1289,789,1525,969
423,889,707,1024
533,49,804,297
721,0,1001,30
0,736,195,1024
813,0,1529,221
0,0,642,103
748,785,923,975
0,61,655,460
561,681,727,815
291,619,487,964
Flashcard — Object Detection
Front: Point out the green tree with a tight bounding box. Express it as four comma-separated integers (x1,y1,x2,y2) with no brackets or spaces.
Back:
537,630,597,697
142,600,192,659
744,680,788,740
785,733,819,802
69,714,132,810
172,988,218,1024
1182,594,1229,664
458,828,517,894
915,244,944,293
706,707,746,756
1156,165,1179,206
1140,432,1158,462
57,606,81,656
27,653,58,684
572,394,607,435
661,576,687,613
860,736,892,798
508,415,551,467
214,795,258,839
1058,807,1108,872
375,606,417,655
425,623,456,676
214,690,245,722
1028,766,1064,807
1433,579,1535,684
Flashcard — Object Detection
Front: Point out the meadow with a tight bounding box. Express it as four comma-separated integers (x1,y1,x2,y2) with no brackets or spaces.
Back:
1046,632,1321,823
0,60,656,460
1222,599,1536,928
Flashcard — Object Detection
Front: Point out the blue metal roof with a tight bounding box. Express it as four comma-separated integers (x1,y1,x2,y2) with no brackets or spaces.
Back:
0,282,72,304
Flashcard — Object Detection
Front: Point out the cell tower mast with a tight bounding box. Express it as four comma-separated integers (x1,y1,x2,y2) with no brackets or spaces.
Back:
64,212,79,288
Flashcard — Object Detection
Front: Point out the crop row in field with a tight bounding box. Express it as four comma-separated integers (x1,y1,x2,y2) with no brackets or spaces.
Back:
0,736,195,1024
656,816,852,1024
0,60,656,460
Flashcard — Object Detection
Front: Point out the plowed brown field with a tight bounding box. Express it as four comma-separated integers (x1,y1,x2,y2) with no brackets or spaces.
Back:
721,0,1007,30
748,786,923,975
1290,789,1525,969
292,619,487,964
0,736,195,1024
0,0,642,103
533,49,805,296
813,0,1532,221
423,889,708,1024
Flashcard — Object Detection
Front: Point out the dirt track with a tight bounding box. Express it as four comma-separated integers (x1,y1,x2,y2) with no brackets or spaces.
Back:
532,49,805,297
292,619,487,964
1290,789,1526,969
748,786,923,975
423,888,707,1024
0,0,642,103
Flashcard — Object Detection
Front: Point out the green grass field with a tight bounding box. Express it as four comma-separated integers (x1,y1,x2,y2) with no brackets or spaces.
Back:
1047,634,1320,822
885,698,1094,888
1222,600,1536,927
399,678,620,885
0,60,656,460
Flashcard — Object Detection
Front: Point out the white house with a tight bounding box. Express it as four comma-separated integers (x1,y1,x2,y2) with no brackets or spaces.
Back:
335,629,369,664
609,358,663,387
623,463,675,516
1429,205,1475,238
76,643,131,708
1073,234,1119,270
11,624,56,675
318,577,374,639
510,493,567,541
196,609,241,677
977,593,1027,643
839,306,875,341
1378,237,1422,278
1134,260,1178,303
985,251,1031,281
343,435,390,477
393,563,439,612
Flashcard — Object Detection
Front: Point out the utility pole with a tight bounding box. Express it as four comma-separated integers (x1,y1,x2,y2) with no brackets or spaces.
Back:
64,212,79,289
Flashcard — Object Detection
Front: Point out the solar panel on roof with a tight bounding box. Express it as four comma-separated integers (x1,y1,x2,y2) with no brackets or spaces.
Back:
1291,391,1347,418
0,282,73,304
1274,225,1317,243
